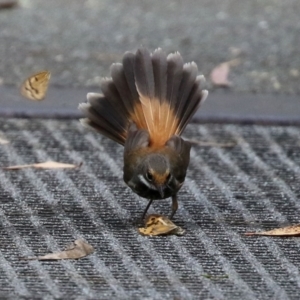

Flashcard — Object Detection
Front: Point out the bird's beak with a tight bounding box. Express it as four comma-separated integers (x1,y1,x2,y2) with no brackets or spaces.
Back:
157,185,165,199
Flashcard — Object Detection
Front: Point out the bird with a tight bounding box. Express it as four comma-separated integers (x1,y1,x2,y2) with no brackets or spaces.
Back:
79,47,208,219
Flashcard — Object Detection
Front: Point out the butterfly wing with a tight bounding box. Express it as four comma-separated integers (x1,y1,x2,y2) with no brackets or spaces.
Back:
20,71,51,101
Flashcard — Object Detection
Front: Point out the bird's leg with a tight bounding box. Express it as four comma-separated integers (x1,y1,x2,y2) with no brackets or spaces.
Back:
170,194,178,219
142,198,154,220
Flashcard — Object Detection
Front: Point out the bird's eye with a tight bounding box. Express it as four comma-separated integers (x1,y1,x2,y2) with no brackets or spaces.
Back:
146,171,153,181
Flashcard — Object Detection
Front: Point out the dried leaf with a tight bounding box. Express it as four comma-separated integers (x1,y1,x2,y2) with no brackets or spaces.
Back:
245,224,300,237
3,161,81,170
3,164,33,170
210,59,240,87
0,137,9,145
138,214,185,236
32,161,80,169
24,239,94,260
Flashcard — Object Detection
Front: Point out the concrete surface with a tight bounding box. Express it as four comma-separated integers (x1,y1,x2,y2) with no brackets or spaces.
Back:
1,119,300,299
0,0,300,95
1,85,300,125
1,2,300,299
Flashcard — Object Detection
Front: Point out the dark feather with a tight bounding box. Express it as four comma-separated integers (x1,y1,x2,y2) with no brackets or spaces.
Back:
175,62,198,121
124,123,150,154
110,63,135,114
80,118,125,145
134,48,155,99
80,77,131,145
86,93,127,133
166,135,191,181
100,78,129,120
177,76,208,134
166,135,191,159
166,52,184,109
152,48,167,104
122,51,140,101
79,102,126,144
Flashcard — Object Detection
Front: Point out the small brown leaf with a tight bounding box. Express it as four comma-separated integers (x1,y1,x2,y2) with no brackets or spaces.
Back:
24,239,94,261
138,214,185,236
0,137,9,145
3,161,81,170
245,224,300,237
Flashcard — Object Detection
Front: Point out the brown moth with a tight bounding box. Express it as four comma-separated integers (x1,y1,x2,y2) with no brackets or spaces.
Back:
138,214,185,236
20,71,51,101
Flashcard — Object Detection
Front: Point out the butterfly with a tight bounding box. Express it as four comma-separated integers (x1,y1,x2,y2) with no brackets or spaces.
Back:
20,71,51,101
138,214,185,236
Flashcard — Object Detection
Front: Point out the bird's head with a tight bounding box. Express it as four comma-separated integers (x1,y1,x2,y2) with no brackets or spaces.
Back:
127,153,183,199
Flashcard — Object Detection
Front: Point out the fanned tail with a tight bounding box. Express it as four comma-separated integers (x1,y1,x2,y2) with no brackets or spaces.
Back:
79,47,208,146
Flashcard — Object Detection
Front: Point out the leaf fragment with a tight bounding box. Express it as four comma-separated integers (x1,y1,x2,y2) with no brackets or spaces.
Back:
3,161,81,170
24,239,94,261
245,224,300,237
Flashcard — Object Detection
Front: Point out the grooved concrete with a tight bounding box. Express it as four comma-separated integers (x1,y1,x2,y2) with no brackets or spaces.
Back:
0,119,300,299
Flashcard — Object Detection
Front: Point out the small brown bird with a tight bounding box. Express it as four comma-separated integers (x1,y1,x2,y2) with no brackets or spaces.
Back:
79,47,208,219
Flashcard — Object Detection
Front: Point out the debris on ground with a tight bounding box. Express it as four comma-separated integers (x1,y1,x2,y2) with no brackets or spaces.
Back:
245,224,300,237
23,239,94,261
3,161,81,170
138,214,185,236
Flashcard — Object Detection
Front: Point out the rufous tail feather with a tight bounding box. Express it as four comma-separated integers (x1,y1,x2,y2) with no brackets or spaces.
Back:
79,47,208,146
